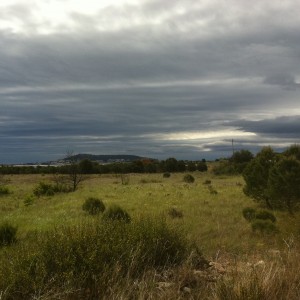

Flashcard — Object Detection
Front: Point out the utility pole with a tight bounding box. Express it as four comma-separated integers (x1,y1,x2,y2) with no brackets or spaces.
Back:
232,139,235,155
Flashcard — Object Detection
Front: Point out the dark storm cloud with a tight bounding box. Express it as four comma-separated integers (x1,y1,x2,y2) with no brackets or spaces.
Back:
0,0,300,163
227,116,300,138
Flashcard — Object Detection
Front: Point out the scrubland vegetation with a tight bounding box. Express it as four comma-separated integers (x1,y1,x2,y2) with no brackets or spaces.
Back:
0,146,300,299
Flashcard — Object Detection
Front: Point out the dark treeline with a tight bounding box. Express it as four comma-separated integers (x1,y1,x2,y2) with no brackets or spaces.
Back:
0,158,208,175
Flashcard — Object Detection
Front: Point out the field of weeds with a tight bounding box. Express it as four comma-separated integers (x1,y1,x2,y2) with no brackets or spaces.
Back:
0,171,299,299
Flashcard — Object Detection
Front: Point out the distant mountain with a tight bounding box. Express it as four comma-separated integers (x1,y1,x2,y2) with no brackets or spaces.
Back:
64,154,148,163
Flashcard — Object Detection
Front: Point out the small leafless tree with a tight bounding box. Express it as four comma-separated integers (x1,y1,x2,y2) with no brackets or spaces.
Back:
64,150,87,192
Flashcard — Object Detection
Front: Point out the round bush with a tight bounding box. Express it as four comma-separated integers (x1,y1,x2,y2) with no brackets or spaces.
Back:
0,222,17,246
0,186,9,195
203,179,211,185
103,205,131,223
183,174,195,183
255,210,276,223
251,220,279,234
33,182,55,197
197,162,208,172
82,197,106,215
242,207,256,222
24,195,35,206
208,185,218,195
163,172,171,178
168,207,183,219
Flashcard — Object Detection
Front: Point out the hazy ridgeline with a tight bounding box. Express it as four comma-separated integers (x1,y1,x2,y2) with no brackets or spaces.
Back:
0,162,299,299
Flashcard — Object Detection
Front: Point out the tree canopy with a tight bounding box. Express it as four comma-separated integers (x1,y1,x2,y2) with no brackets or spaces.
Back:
243,145,300,212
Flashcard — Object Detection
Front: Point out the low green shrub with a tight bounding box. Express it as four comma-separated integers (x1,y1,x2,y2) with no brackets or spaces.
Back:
183,174,195,183
255,210,276,223
242,207,256,222
168,207,183,219
140,178,148,183
82,197,105,215
103,205,131,223
208,185,218,195
33,181,71,197
203,179,211,185
0,222,17,246
242,208,276,224
33,182,55,197
163,172,171,178
251,220,279,234
0,186,9,195
24,195,35,206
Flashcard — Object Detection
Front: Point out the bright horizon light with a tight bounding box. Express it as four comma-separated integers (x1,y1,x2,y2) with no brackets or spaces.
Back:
146,130,256,141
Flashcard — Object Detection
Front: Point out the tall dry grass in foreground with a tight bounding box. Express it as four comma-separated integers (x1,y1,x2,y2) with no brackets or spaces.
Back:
1,228,299,299
213,244,300,300
0,217,207,299
98,243,300,300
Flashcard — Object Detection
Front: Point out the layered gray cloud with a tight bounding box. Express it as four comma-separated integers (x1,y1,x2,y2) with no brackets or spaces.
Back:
227,116,300,138
264,74,300,90
0,0,300,163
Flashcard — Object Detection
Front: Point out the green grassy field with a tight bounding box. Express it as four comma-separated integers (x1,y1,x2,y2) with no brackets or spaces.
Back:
1,171,299,299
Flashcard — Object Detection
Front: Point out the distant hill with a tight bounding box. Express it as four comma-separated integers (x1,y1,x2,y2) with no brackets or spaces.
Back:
64,154,148,163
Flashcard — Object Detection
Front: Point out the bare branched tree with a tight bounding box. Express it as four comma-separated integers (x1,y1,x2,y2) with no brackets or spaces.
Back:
64,150,87,192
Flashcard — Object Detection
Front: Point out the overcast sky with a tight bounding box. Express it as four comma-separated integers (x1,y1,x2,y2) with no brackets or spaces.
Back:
0,0,300,163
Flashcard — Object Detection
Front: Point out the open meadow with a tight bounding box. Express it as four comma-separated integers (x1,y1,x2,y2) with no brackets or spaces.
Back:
0,170,299,299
